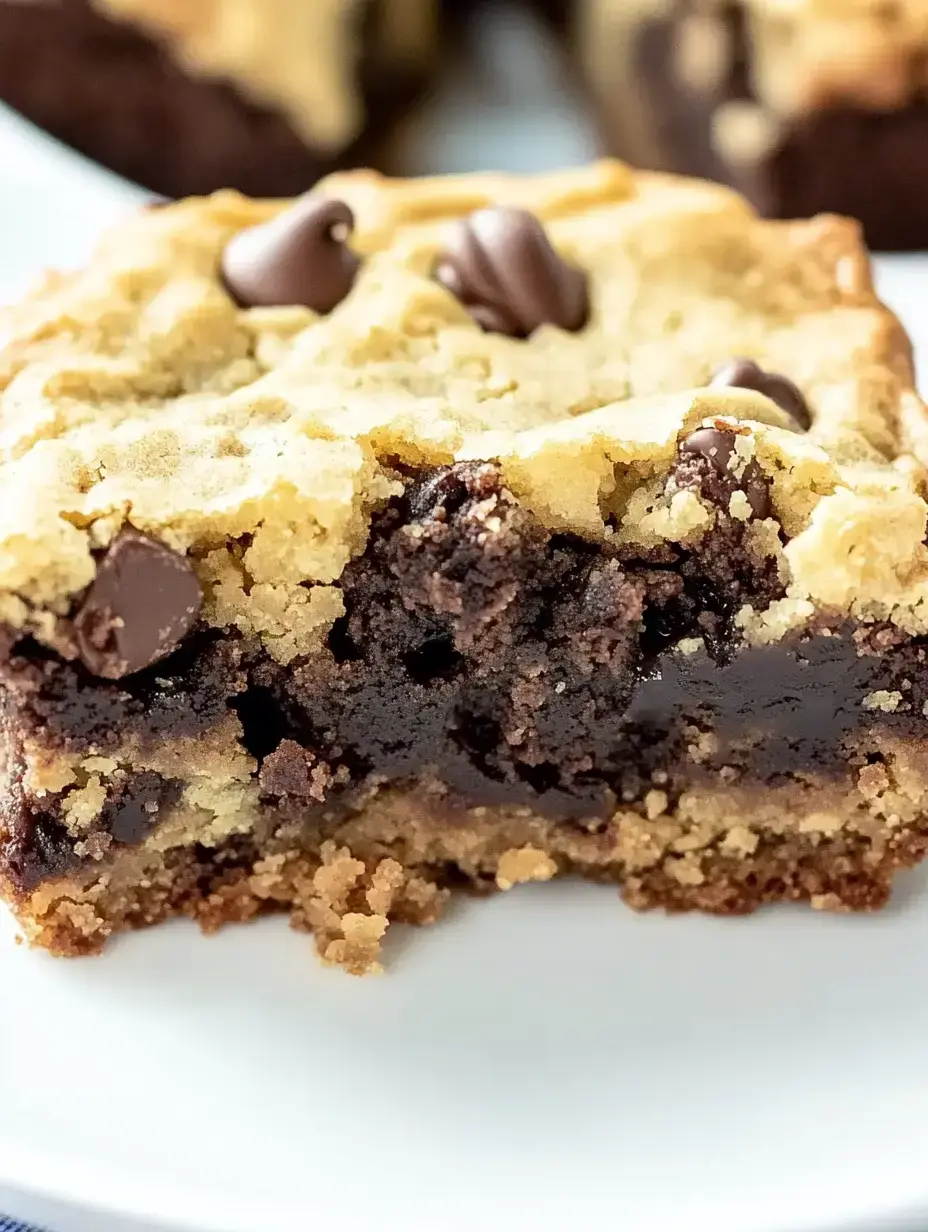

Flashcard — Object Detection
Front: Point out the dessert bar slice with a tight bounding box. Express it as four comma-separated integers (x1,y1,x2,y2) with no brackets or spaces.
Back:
0,0,437,199
573,0,928,250
2,160,928,974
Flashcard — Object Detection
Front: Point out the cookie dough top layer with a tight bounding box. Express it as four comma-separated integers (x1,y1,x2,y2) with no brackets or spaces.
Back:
95,0,437,149
1,160,926,664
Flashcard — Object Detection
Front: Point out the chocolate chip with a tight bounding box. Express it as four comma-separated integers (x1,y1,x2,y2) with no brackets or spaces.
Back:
434,207,589,338
74,529,203,680
221,195,360,314
679,427,771,519
710,357,811,430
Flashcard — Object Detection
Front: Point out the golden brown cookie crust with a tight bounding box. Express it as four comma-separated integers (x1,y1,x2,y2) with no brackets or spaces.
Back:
12,748,928,974
0,160,925,664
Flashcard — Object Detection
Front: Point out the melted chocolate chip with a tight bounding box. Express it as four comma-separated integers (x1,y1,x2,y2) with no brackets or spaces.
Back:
74,529,203,680
679,427,771,519
2,770,183,892
434,206,589,338
710,357,811,430
221,195,359,314
103,771,176,844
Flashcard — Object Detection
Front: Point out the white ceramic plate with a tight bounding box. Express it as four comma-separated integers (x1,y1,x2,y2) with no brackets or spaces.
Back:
4,17,928,1227
6,872,928,1232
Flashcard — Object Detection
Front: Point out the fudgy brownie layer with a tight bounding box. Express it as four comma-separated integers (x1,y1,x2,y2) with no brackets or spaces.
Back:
0,0,426,199
0,633,247,756
2,461,927,917
631,1,928,251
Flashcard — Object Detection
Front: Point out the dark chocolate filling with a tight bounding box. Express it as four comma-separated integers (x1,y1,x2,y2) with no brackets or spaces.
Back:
1,461,924,894
253,463,908,820
1,633,248,751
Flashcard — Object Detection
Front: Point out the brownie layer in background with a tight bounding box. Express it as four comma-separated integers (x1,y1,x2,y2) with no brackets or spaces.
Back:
0,0,437,199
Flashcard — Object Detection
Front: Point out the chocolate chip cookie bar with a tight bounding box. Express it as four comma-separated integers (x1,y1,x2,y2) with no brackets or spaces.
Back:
575,0,928,250
2,160,928,974
0,0,436,199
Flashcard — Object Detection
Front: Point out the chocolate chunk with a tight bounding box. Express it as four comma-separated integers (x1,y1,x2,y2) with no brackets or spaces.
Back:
1,810,75,894
408,461,500,520
221,196,360,314
434,207,589,338
679,427,771,519
103,772,179,845
710,358,811,430
1,770,183,893
74,529,203,680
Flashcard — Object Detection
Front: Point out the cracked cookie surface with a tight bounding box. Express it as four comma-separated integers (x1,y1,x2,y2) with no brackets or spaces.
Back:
0,160,924,661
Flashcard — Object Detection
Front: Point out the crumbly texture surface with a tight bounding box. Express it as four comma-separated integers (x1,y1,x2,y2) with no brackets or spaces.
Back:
15,691,928,972
18,779,928,975
1,160,925,645
3,160,928,972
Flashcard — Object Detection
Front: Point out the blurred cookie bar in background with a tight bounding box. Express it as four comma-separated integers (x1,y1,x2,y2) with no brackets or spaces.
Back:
0,0,438,199
571,0,928,250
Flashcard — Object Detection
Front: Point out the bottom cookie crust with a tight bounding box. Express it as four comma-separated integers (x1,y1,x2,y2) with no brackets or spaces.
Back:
10,783,928,975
